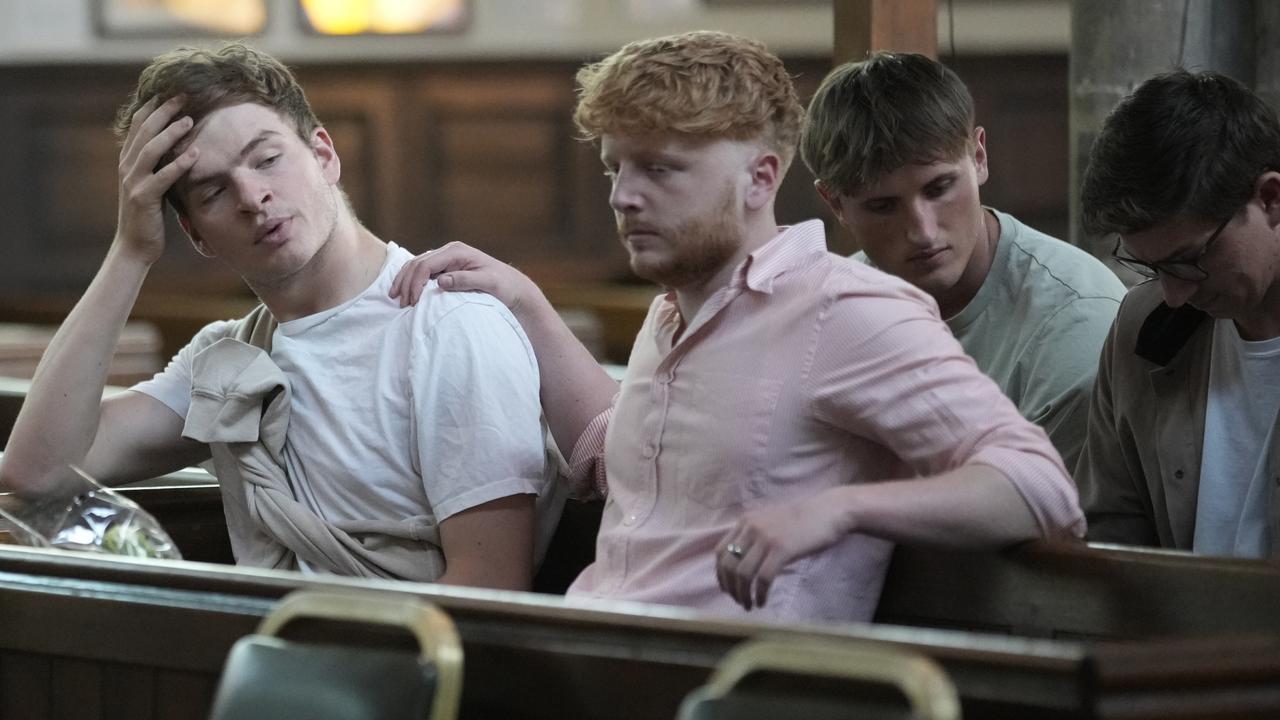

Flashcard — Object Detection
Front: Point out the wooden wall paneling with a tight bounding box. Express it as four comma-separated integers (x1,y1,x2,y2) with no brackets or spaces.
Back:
415,68,562,260
959,54,1071,241
776,59,847,254
2,72,126,296
0,650,52,719
0,56,1073,343
407,65,628,284
99,663,155,720
152,671,217,720
51,658,102,720
294,68,403,245
565,127,629,281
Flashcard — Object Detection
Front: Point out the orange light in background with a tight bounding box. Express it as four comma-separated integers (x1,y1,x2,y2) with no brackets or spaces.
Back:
164,0,267,35
300,0,463,35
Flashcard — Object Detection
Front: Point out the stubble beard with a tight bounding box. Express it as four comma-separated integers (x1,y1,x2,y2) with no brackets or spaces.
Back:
244,184,343,297
621,191,744,290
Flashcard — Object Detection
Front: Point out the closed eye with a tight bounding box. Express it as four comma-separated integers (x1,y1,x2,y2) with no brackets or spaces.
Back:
862,198,896,213
256,154,280,170
200,185,224,204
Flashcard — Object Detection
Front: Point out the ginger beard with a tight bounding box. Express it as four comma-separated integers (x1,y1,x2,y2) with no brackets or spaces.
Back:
619,187,743,290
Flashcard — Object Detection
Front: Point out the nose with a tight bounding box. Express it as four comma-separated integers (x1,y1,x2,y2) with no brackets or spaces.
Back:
232,170,272,212
904,199,939,246
608,169,642,215
1157,272,1199,308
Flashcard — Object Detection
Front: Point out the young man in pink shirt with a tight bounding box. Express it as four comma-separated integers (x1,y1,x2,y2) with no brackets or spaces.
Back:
393,31,1084,622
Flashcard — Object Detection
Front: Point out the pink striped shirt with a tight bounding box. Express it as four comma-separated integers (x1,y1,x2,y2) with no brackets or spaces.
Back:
567,220,1084,623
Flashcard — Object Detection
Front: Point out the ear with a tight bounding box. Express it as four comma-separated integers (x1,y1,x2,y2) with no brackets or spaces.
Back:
310,127,341,185
744,151,782,212
814,180,849,226
1255,170,1280,229
972,126,990,186
179,214,216,259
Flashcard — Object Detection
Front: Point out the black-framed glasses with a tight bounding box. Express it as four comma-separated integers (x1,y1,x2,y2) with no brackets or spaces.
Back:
1112,213,1233,281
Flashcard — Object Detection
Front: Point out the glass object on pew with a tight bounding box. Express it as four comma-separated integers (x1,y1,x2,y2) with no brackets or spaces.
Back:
0,465,181,560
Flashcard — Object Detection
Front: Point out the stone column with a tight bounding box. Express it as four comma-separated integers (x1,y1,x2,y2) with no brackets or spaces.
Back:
1256,1,1280,114
1069,0,1254,262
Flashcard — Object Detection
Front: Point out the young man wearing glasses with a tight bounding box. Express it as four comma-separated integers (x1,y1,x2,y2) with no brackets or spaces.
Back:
1077,69,1280,557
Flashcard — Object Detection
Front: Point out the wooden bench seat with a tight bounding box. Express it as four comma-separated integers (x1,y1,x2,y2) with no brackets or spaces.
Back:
4,545,1278,720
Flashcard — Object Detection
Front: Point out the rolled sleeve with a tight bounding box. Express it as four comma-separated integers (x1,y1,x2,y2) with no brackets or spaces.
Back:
566,399,615,501
809,287,1085,539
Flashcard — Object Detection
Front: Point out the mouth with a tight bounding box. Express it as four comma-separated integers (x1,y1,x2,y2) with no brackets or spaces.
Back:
620,226,662,246
906,246,949,265
255,217,291,246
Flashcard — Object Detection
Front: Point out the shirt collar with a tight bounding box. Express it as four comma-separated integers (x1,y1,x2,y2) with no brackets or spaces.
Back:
738,220,828,294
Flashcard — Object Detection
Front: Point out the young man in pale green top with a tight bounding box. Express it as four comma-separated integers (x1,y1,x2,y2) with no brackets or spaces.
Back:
804,52,1126,472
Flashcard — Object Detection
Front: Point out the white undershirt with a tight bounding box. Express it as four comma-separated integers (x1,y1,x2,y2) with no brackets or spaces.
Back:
1195,319,1280,557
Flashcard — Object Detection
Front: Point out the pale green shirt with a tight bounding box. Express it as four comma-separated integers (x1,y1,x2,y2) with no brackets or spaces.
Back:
857,209,1126,470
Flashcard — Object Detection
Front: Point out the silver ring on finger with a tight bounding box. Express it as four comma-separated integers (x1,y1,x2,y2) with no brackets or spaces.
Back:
726,543,745,559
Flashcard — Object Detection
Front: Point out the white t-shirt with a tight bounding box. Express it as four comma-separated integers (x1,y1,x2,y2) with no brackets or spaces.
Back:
1195,319,1280,557
133,243,550,551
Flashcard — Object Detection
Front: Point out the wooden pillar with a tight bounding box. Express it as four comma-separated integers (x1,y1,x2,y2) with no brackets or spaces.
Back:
833,0,938,66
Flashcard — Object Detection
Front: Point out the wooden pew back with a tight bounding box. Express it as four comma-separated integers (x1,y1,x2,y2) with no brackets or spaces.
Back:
874,542,1280,640
3,546,1280,719
0,546,1101,720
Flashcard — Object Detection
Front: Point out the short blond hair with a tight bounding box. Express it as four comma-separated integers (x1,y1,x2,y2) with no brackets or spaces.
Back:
574,31,804,169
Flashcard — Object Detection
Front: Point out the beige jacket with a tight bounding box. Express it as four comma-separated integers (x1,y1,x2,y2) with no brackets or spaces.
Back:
1075,282,1280,552
181,306,445,580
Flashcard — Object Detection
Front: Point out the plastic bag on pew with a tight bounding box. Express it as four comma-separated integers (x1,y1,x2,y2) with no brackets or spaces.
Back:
0,465,181,560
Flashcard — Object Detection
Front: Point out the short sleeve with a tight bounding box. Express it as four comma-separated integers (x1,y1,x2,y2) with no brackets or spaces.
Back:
408,294,547,522
130,319,241,419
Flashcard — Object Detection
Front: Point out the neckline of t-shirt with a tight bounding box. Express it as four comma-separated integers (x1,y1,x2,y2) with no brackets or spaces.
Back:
945,207,1010,331
276,242,400,337
1219,318,1280,359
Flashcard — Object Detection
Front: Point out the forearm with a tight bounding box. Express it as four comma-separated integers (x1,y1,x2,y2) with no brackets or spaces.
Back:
512,292,618,455
839,465,1044,549
0,245,151,496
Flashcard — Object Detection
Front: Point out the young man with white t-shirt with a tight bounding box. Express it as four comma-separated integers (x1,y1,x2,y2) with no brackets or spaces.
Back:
0,43,555,588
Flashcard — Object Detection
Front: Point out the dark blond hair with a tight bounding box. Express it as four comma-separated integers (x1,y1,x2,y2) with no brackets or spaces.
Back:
574,31,804,169
802,53,974,195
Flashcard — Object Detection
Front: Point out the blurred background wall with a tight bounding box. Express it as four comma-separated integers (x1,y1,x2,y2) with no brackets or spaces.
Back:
0,0,1070,362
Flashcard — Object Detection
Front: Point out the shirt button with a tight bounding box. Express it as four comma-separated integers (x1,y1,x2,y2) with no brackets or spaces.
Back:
642,444,657,459
1174,469,1184,479
659,371,674,384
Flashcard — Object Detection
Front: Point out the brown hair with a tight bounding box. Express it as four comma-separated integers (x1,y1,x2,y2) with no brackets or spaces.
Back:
114,43,321,214
802,52,974,194
573,31,804,169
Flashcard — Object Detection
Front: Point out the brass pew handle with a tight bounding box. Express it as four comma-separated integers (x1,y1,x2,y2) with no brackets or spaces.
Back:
704,637,961,720
258,589,463,720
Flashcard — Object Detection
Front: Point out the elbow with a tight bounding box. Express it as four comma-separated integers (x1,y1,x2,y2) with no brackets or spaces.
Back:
0,457,47,500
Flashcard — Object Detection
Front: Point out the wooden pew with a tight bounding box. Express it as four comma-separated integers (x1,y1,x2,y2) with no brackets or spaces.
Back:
874,542,1280,640
10,455,1280,645
116,473,1280,642
3,545,1278,720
